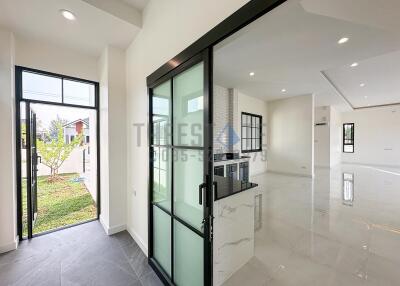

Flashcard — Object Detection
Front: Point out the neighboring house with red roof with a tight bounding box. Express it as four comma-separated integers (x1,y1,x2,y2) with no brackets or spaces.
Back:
63,118,90,144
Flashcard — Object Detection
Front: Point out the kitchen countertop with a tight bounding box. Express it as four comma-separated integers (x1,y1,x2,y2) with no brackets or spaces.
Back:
214,175,258,201
214,156,250,162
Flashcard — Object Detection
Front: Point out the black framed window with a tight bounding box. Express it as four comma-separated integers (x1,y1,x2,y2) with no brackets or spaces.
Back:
241,112,262,153
343,123,354,153
22,70,96,107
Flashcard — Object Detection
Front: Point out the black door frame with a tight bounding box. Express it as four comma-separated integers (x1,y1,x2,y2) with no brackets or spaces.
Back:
15,66,101,240
27,108,38,232
148,49,214,286
146,0,288,285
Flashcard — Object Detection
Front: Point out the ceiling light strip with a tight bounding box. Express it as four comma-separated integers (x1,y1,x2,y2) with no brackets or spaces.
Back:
354,102,400,110
320,71,354,111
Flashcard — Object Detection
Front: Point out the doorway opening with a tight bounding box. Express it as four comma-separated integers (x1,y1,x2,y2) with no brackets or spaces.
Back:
15,67,100,239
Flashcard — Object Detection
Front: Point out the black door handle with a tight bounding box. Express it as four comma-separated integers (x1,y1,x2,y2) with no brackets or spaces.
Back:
198,183,206,205
213,181,217,199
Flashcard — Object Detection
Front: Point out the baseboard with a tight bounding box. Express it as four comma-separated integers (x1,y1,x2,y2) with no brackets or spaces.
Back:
127,225,148,257
107,224,126,235
250,169,268,177
0,236,19,254
99,215,126,235
267,170,314,178
342,162,400,169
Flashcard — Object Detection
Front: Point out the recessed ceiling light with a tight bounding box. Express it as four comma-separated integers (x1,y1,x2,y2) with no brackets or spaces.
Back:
60,9,76,21
281,89,286,93
351,62,359,67
249,72,255,77
364,96,368,99
360,83,366,87
338,37,349,44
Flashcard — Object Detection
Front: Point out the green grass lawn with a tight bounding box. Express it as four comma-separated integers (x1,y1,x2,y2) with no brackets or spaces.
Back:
22,173,97,237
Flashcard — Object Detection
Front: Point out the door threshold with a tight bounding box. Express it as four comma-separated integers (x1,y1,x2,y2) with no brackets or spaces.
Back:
20,218,98,241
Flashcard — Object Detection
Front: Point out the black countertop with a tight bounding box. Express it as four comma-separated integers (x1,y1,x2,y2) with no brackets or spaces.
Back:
214,156,251,163
214,175,258,201
214,153,251,162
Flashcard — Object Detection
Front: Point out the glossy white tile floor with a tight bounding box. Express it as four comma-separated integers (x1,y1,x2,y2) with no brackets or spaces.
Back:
223,164,400,286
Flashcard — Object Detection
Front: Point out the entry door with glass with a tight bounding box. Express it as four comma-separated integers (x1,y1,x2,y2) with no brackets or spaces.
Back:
16,66,100,240
148,50,213,286
28,108,39,230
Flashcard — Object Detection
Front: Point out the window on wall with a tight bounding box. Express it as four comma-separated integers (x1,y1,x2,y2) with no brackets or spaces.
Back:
241,112,262,153
22,70,96,107
343,123,354,153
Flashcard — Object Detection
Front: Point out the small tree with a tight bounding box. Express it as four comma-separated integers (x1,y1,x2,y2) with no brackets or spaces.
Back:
48,117,68,140
37,122,82,181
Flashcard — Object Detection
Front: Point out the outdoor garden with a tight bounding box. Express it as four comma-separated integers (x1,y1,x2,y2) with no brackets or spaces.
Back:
22,119,96,236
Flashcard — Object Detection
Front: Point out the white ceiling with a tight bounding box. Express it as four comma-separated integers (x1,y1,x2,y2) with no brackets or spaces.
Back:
214,0,400,111
325,51,400,109
0,0,142,56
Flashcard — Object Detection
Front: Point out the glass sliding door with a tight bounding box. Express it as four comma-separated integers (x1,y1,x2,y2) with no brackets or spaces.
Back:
149,50,213,286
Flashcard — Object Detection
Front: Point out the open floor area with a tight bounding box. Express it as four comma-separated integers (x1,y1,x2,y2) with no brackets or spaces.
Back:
2,1,400,285
224,165,400,286
0,221,162,286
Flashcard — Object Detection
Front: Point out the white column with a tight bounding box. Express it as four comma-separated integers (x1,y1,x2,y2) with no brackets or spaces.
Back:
0,29,17,253
98,46,127,235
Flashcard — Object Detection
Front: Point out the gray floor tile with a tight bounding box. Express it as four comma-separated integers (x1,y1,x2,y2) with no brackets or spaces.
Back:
129,250,153,279
0,221,161,286
140,271,164,286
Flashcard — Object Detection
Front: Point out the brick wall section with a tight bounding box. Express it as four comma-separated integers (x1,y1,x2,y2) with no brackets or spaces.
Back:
213,85,232,153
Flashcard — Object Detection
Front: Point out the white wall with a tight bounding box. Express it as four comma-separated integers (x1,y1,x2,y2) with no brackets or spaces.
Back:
314,106,342,169
314,106,331,168
330,107,341,167
234,90,268,176
15,36,98,81
0,29,17,253
267,94,315,177
125,0,250,253
341,106,400,167
98,49,110,230
98,46,127,234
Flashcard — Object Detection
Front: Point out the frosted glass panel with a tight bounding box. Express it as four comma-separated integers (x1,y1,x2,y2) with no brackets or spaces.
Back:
153,80,171,145
173,149,203,231
153,206,171,276
153,147,171,211
174,220,203,286
63,79,95,106
22,71,62,103
173,63,204,147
